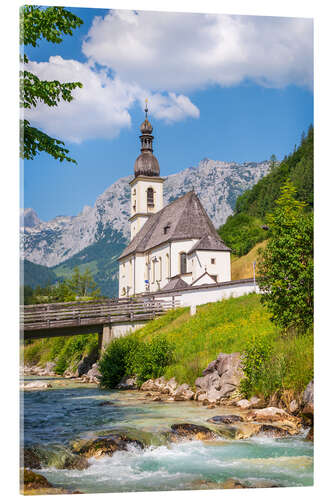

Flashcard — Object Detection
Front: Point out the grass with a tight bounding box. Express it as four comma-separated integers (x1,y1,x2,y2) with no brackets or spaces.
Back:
23,293,313,399
23,334,99,375
125,293,313,397
231,240,267,280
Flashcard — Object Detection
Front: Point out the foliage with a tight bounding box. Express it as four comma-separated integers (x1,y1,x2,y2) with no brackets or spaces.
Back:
22,259,57,290
240,334,273,397
67,267,101,298
99,335,174,389
22,266,101,304
133,337,174,386
24,334,99,375
257,180,313,333
218,213,266,256
99,336,141,389
20,6,83,163
218,125,313,255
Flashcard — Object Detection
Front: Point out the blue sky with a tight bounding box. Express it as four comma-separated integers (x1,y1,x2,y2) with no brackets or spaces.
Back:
23,7,313,221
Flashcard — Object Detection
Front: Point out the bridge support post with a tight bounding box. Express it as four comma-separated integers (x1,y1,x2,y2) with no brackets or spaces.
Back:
101,324,113,352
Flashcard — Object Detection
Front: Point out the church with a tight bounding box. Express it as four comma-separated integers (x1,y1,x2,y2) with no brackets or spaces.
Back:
118,105,231,297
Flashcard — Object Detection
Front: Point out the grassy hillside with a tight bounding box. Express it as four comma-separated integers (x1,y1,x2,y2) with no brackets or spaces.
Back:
101,294,313,398
231,240,267,280
219,126,313,256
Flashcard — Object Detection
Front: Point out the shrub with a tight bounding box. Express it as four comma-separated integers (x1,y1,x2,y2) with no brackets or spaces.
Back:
98,336,141,389
240,334,273,398
133,336,174,386
99,335,174,388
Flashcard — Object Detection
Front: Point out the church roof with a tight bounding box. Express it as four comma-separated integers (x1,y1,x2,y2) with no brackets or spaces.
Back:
161,277,191,291
187,233,231,254
119,191,225,259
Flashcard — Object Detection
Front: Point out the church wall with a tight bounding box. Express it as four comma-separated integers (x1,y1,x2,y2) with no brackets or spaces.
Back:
170,240,199,277
193,250,231,282
132,177,164,215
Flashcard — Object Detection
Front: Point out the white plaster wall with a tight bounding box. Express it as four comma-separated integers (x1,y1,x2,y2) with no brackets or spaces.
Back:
170,240,199,277
155,282,259,308
111,321,147,339
130,214,149,240
132,177,164,214
194,250,231,282
192,273,216,286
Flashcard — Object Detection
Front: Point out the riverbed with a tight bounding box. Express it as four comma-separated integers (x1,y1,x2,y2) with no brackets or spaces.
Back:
22,376,313,493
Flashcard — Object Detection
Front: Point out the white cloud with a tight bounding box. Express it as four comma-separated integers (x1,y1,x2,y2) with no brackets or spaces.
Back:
83,10,313,91
24,56,199,143
25,10,313,143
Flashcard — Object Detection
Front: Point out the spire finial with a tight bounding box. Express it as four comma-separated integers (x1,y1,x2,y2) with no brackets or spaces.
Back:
144,98,148,119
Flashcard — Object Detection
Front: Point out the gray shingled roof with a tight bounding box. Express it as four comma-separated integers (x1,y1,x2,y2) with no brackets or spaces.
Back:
161,277,191,291
119,191,226,259
187,233,231,254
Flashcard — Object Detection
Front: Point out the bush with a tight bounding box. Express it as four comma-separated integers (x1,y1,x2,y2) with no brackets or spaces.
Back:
133,337,174,386
99,335,174,389
99,336,141,389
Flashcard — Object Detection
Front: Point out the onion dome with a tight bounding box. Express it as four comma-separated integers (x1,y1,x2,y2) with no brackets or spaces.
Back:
140,118,153,134
134,151,160,177
134,100,160,177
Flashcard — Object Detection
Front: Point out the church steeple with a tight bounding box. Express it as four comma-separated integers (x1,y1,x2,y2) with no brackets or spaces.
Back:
129,101,164,241
134,100,160,177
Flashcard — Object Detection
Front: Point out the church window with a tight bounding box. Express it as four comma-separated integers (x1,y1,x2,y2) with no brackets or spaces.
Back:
159,257,162,280
166,253,170,278
180,252,187,275
147,187,154,207
211,258,216,265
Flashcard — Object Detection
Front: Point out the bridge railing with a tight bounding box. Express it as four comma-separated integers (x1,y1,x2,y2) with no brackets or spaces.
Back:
21,297,181,332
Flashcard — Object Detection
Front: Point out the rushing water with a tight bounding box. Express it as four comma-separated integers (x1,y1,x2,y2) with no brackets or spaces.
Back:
22,376,313,493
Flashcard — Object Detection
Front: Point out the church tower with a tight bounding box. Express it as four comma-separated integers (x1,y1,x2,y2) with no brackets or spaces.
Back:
129,101,164,240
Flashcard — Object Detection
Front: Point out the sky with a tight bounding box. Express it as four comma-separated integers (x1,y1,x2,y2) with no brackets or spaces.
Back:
22,6,314,221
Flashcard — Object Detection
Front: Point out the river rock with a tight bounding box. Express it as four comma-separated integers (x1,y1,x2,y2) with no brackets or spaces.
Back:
258,424,294,438
170,423,216,441
116,375,137,390
236,399,252,409
245,407,302,435
195,353,245,403
302,380,314,420
173,383,195,401
207,415,244,425
22,381,52,390
161,377,178,394
81,363,101,383
23,448,41,469
72,434,144,458
140,379,158,391
23,469,52,489
62,454,89,470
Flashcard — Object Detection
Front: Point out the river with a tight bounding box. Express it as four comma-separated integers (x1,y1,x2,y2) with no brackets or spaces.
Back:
22,376,314,493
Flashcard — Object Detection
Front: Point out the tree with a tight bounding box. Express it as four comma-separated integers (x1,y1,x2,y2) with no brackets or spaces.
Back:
269,154,278,172
67,267,101,298
20,6,83,164
257,180,313,333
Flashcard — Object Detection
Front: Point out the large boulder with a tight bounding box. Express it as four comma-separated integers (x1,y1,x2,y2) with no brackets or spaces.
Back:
72,434,144,459
195,353,245,403
170,423,216,441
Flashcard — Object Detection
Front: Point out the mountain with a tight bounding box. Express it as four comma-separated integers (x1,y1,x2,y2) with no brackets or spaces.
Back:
22,259,58,289
20,208,41,228
21,158,270,297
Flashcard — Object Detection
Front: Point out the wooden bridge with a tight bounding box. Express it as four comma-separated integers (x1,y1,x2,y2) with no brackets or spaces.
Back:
21,297,179,344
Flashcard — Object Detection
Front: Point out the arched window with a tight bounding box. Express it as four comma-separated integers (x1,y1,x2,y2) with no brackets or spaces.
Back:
180,252,187,275
147,187,154,207
166,253,170,278
159,257,162,280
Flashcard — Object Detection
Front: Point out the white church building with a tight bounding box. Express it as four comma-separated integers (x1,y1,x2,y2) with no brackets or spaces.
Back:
118,105,232,298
